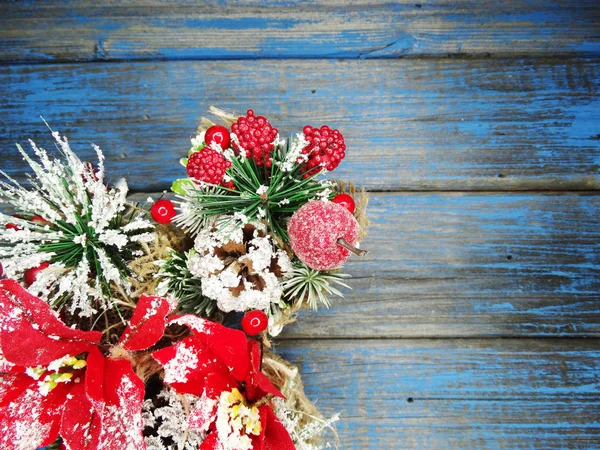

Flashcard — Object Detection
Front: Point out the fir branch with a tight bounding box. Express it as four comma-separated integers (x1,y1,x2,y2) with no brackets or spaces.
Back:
0,131,156,318
156,250,216,317
282,263,351,310
174,137,334,244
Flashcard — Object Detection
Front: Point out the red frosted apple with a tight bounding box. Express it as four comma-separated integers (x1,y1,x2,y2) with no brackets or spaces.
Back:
287,200,366,271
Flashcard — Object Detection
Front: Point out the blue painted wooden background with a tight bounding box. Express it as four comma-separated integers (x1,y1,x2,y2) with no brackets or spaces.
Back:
1,1,599,448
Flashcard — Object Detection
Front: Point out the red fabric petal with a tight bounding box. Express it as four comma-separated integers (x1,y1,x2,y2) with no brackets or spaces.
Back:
0,373,33,407
199,431,219,450
250,405,269,450
118,295,173,351
0,279,101,367
97,358,146,449
168,315,249,381
84,346,105,414
0,350,17,373
61,382,101,450
0,382,70,449
245,340,284,402
187,372,235,435
262,405,296,450
153,336,234,397
203,371,237,400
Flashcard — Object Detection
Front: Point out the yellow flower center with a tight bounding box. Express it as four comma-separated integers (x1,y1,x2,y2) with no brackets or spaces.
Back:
26,355,87,395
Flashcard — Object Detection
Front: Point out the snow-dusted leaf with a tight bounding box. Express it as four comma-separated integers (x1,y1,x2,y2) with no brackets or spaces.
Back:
168,315,249,381
0,279,101,367
244,340,283,402
0,383,70,450
98,358,146,450
119,295,174,351
0,373,31,408
84,346,106,413
61,382,102,450
199,432,219,450
261,404,296,450
153,337,234,398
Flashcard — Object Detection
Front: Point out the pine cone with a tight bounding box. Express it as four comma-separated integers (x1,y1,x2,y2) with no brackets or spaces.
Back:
188,223,292,313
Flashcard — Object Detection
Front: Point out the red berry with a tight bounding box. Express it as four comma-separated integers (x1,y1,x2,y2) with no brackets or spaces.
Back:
150,199,177,224
205,125,231,150
6,215,23,231
31,215,49,224
301,125,346,177
187,148,232,186
231,110,278,166
242,310,268,335
24,261,50,287
0,262,3,278
331,193,356,214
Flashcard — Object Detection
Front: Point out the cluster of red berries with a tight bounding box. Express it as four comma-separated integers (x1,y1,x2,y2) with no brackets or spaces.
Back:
300,125,346,178
231,110,278,167
186,148,234,188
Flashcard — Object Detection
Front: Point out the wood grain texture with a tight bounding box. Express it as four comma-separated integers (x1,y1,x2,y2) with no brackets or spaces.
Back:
1,58,599,191
128,191,600,338
280,191,600,338
276,339,600,449
0,0,599,62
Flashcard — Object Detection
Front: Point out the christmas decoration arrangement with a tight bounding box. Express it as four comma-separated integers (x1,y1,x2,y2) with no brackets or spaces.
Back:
0,107,369,450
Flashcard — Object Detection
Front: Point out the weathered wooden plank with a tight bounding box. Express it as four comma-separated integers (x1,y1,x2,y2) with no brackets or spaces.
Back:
282,192,600,338
0,0,599,62
127,191,600,338
276,339,600,449
1,59,599,191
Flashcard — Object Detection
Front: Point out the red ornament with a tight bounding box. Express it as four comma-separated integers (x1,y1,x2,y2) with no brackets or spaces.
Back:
150,199,177,224
186,148,232,186
205,125,231,150
288,200,365,271
231,110,278,166
24,261,50,287
242,310,269,335
331,193,356,214
301,125,346,178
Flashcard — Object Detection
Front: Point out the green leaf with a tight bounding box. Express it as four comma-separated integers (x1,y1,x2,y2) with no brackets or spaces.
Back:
171,178,194,195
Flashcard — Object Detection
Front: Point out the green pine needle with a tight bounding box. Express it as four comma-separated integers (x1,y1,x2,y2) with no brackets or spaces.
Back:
282,263,351,310
157,250,217,317
174,138,335,244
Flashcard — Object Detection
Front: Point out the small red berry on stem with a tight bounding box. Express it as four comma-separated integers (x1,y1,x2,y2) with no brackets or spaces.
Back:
331,193,356,214
301,125,346,178
242,310,268,336
205,125,231,150
186,148,232,186
150,199,177,224
231,110,278,167
6,215,23,231
24,261,50,287
31,215,49,225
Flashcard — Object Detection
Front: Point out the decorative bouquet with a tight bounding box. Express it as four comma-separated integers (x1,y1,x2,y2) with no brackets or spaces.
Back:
0,108,368,450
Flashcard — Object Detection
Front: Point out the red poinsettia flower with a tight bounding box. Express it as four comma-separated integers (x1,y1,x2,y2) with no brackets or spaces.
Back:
0,279,173,450
153,315,296,450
